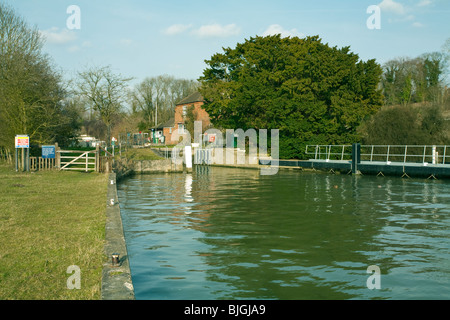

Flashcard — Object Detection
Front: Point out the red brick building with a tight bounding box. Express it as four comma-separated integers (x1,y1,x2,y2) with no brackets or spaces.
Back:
164,91,211,145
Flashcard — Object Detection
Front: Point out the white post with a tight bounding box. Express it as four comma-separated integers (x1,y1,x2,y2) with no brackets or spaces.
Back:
185,145,192,169
432,145,436,164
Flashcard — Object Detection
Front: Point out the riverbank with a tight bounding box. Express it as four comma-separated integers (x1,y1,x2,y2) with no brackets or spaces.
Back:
114,148,184,181
0,163,107,299
101,172,134,300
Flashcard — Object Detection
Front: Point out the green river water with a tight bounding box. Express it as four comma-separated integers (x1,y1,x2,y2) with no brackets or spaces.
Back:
117,166,450,300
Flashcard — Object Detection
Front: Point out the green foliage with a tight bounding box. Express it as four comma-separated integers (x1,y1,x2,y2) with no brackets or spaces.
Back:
358,104,449,145
367,45,449,146
199,35,383,159
380,53,447,106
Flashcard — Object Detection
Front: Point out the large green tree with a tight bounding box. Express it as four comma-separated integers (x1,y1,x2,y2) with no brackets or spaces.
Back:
199,35,383,159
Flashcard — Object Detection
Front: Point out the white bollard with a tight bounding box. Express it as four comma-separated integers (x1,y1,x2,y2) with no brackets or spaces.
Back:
185,145,192,169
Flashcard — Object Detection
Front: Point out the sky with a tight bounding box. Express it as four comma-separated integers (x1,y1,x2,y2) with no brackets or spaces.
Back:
5,0,450,86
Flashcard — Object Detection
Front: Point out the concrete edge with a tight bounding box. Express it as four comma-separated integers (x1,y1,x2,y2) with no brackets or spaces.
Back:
101,172,135,300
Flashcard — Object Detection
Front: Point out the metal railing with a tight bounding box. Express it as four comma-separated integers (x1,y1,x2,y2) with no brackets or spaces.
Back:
171,146,184,162
194,148,212,165
305,145,352,161
306,145,450,165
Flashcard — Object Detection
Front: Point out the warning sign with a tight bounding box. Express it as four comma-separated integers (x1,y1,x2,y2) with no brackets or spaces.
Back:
15,135,29,148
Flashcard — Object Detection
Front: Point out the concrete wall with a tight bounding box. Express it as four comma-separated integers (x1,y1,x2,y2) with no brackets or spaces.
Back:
132,159,183,174
114,158,184,181
197,147,260,166
101,173,135,300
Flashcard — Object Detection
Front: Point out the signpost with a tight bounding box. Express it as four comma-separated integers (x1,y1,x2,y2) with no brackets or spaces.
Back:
15,135,30,172
42,145,56,159
15,135,29,148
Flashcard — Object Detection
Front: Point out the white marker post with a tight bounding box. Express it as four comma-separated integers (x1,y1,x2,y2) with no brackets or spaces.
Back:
185,145,192,171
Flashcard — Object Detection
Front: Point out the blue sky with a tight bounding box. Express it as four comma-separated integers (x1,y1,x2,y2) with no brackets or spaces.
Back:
6,0,450,85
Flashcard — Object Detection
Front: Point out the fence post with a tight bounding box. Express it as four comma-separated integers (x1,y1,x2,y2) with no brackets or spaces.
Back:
403,145,408,164
55,143,60,169
386,145,390,162
96,145,100,172
423,146,426,163
432,145,436,164
351,143,361,174
25,147,30,172
443,146,447,165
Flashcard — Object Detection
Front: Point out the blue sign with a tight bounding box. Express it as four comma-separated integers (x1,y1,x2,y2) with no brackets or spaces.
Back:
42,145,55,159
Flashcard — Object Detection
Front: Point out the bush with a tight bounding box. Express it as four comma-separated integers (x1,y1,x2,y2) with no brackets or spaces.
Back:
358,104,449,145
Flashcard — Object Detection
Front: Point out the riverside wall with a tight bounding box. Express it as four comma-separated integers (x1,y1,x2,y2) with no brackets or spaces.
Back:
114,158,184,181
101,158,184,300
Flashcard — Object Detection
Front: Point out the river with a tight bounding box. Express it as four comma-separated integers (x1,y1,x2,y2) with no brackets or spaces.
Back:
117,166,450,300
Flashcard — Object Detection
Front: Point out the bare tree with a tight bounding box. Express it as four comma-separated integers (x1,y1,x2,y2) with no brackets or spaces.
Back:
129,75,199,129
76,65,132,145
0,3,76,150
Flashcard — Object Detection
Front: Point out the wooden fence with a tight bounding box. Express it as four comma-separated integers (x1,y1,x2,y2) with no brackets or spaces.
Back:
29,144,113,173
30,157,56,171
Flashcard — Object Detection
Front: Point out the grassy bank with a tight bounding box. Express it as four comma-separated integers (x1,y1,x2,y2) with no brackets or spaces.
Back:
0,163,108,299
118,148,164,160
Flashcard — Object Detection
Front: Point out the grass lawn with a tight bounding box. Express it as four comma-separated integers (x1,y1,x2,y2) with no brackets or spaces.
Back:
118,147,165,160
0,163,108,300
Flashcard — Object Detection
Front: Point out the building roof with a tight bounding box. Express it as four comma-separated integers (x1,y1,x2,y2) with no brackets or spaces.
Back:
176,91,204,105
151,118,174,130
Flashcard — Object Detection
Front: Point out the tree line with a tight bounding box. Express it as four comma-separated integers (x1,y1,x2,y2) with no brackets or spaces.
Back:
359,49,449,146
0,3,198,159
199,35,449,159
1,2,449,161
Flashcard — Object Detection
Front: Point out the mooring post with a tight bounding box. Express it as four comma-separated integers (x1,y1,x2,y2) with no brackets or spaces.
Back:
352,143,361,174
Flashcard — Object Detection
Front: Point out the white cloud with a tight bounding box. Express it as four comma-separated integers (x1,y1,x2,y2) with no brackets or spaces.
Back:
412,21,424,27
417,0,432,7
164,24,193,36
191,23,241,38
378,0,406,15
262,24,304,38
39,27,77,44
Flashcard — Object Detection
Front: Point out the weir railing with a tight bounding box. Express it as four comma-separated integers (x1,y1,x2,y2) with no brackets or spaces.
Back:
306,145,450,165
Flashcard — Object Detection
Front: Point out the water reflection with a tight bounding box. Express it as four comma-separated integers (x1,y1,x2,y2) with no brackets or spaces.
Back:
117,167,450,300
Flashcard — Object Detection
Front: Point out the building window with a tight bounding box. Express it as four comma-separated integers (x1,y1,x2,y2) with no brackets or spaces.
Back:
182,105,187,118
178,123,185,134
